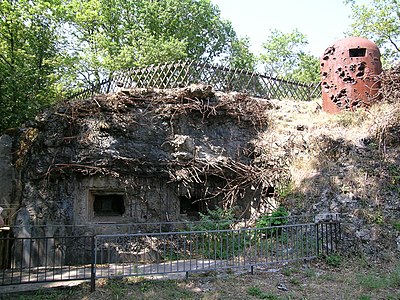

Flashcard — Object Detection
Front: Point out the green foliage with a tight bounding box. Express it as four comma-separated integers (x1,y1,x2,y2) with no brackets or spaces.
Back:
224,36,257,71
388,165,400,194
358,295,372,300
62,0,236,88
0,0,63,131
196,206,236,231
325,254,342,267
247,286,281,300
9,286,79,299
277,181,295,199
282,266,300,276
345,0,400,65
0,0,242,132
259,29,320,83
194,207,245,259
256,207,289,230
104,279,128,299
358,273,389,290
357,264,400,291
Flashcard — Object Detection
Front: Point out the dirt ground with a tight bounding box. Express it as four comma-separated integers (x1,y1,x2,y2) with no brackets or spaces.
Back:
2,257,399,300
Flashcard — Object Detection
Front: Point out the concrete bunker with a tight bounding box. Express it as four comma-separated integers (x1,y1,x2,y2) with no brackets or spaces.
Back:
0,84,278,268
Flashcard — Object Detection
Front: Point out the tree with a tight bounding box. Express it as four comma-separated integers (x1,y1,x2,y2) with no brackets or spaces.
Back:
0,0,62,131
224,37,257,71
62,0,236,88
345,0,400,64
259,29,320,83
0,0,241,131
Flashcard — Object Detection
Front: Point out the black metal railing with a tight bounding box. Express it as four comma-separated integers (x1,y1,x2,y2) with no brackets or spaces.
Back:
66,60,322,101
0,216,340,291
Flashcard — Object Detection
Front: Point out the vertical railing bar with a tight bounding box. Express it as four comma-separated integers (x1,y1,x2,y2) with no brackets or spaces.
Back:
243,230,247,268
275,226,279,263
231,230,236,267
294,225,298,261
264,228,268,264
188,232,192,273
286,226,290,261
163,235,166,274
213,232,217,270
44,236,48,281
60,237,64,280
52,237,56,281
76,237,80,279
10,237,15,284
170,234,173,275
90,235,96,292
1,236,6,285
325,223,329,255
315,223,319,257
330,223,334,255
322,223,326,255
27,237,32,284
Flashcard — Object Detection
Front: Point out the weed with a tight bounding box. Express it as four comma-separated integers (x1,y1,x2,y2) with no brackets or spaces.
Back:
387,164,400,194
389,264,400,287
358,273,388,290
304,267,316,278
394,222,400,231
247,286,281,299
325,254,341,267
194,206,250,259
289,277,300,286
256,206,289,237
195,206,236,231
104,279,128,299
358,295,372,300
277,182,295,199
358,263,400,291
282,266,299,276
140,281,151,292
335,109,367,127
7,287,79,300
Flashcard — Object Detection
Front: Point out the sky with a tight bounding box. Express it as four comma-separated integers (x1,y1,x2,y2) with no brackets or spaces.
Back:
210,0,354,57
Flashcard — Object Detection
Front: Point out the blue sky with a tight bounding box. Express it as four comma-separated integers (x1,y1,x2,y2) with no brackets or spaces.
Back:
211,0,354,57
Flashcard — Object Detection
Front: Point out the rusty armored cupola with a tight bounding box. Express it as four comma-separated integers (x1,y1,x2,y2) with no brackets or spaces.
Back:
320,37,382,114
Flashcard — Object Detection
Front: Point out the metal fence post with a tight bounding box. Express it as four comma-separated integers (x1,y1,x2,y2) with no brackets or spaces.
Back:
90,235,96,292
315,223,320,256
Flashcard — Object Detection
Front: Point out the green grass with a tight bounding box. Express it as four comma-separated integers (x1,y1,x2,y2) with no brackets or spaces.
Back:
2,287,81,300
325,254,341,267
247,286,282,300
357,264,400,291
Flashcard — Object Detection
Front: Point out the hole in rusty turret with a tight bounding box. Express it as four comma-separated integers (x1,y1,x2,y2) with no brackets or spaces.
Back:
349,48,366,57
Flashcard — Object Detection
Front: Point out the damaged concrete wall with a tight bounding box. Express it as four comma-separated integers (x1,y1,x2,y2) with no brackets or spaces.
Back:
1,84,275,232
0,135,16,223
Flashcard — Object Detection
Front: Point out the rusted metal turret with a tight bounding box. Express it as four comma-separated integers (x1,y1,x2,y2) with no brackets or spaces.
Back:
320,37,382,114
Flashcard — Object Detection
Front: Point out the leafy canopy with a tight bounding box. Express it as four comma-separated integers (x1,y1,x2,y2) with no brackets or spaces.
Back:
0,0,63,131
62,0,238,87
1,0,253,132
345,0,400,65
259,29,320,83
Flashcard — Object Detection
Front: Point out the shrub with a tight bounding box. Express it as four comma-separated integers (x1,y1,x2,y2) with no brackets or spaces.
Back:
255,206,289,236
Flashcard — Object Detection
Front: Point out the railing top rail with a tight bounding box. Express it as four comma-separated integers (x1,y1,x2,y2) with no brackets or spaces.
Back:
95,221,339,239
4,214,330,229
